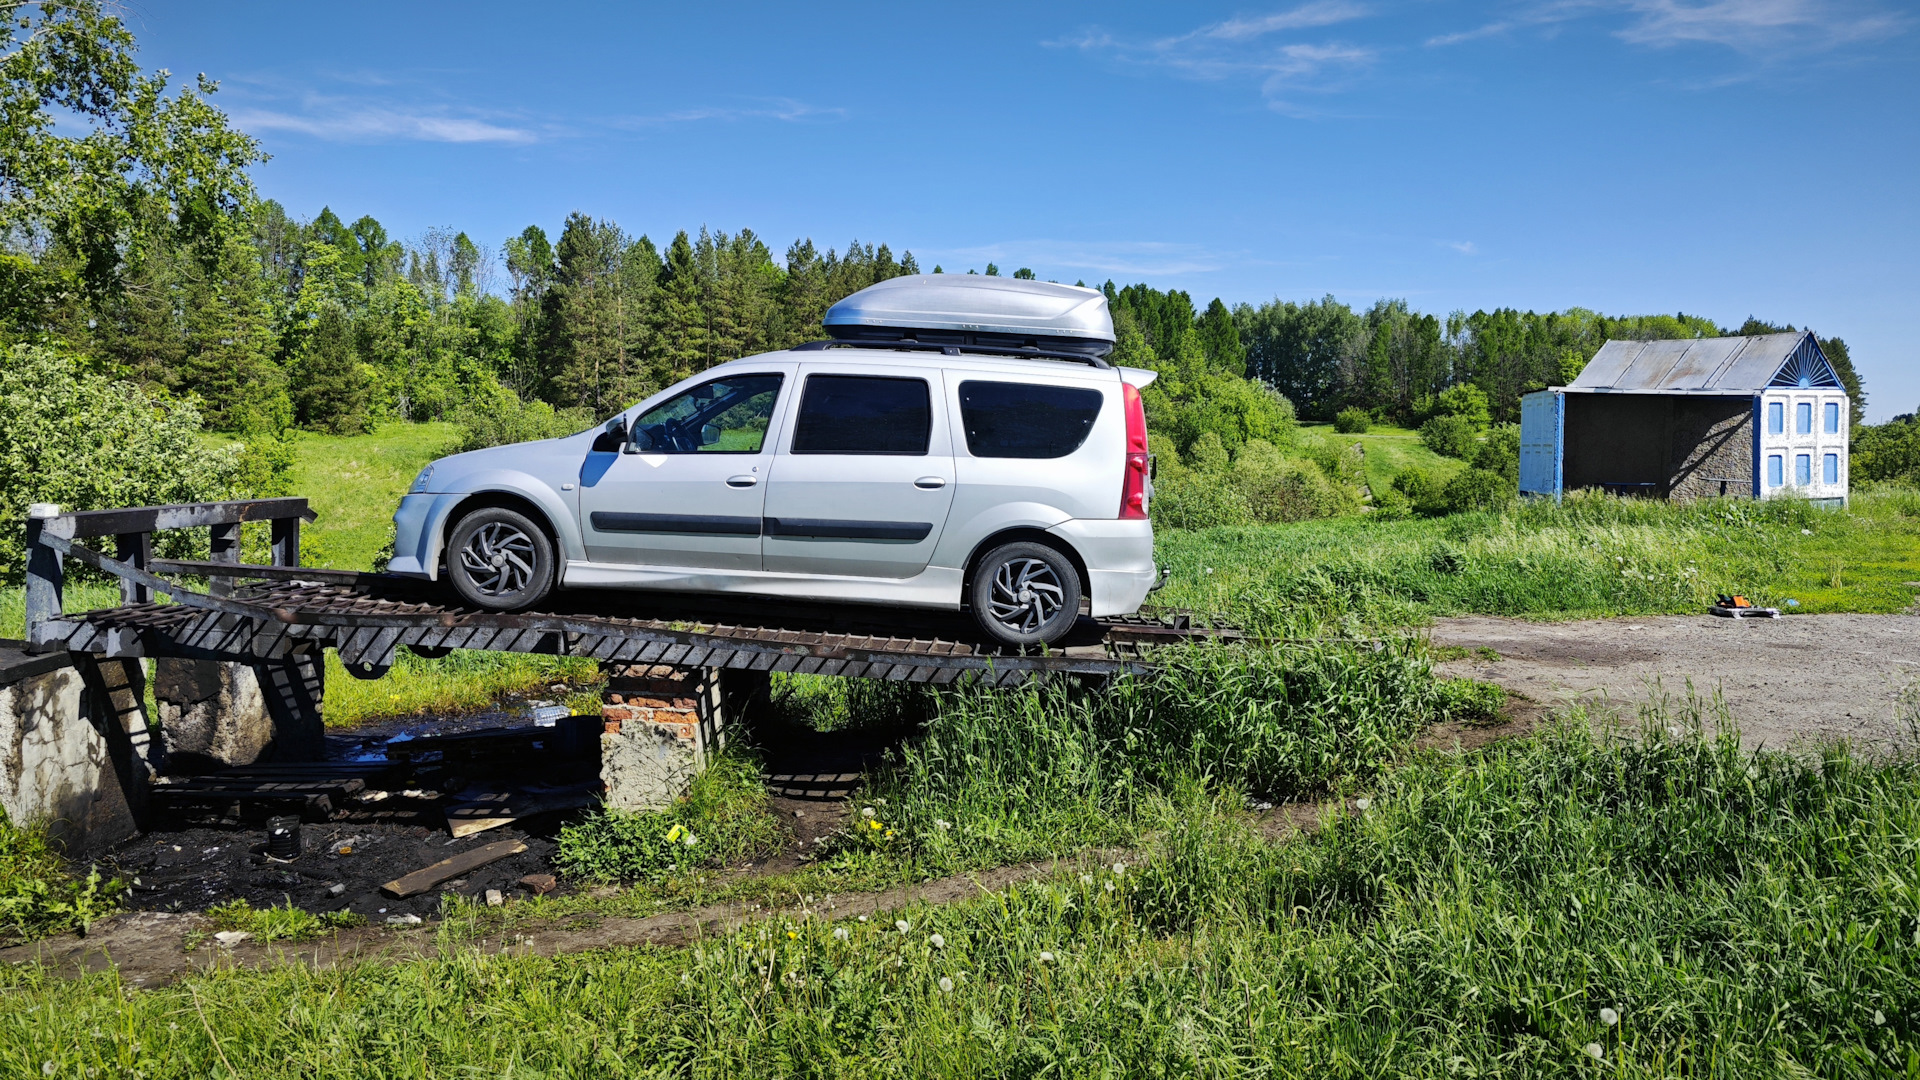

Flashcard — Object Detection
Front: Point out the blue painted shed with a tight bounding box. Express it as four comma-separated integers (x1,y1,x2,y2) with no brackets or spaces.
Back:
1519,330,1848,504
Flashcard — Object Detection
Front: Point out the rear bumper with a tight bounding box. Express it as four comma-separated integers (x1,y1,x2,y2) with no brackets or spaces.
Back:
1048,517,1155,617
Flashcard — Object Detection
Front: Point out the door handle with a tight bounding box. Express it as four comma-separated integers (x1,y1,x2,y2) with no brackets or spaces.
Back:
914,476,947,489
726,475,759,488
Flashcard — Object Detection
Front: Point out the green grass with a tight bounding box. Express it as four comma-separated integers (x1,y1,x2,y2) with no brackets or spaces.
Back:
7,702,1917,1077
1153,487,1920,634
555,753,785,883
202,899,362,943
1299,421,1466,494
476,640,1476,925
0,814,124,944
288,421,461,572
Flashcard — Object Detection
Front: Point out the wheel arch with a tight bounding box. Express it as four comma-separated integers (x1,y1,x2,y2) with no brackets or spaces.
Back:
960,527,1091,614
439,491,561,576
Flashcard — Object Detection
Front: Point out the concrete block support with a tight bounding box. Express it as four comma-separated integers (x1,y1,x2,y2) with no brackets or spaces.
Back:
0,642,153,854
599,664,734,811
155,653,325,770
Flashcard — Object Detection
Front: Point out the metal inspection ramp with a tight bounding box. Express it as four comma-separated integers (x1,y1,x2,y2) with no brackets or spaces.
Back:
26,499,1240,686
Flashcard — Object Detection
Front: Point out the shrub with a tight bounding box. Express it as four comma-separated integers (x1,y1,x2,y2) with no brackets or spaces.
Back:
1236,441,1357,522
1471,422,1520,482
1149,455,1253,529
0,345,245,584
1436,467,1511,513
1418,414,1477,459
1332,407,1372,434
450,385,596,453
1184,430,1231,474
1391,466,1442,509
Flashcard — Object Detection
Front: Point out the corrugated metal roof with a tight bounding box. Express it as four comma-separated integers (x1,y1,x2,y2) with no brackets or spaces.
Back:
1566,331,1834,393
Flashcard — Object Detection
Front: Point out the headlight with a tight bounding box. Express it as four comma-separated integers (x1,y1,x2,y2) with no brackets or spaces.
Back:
409,464,435,493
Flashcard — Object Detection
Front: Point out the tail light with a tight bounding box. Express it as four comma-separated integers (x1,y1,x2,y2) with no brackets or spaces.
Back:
1120,382,1150,519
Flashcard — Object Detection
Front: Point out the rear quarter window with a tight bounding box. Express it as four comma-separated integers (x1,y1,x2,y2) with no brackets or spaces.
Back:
957,380,1105,459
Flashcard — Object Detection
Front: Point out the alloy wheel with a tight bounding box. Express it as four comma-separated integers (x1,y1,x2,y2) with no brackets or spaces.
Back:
457,521,537,597
986,557,1066,635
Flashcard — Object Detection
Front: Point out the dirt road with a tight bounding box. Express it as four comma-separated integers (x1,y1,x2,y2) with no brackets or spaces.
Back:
1431,613,1920,750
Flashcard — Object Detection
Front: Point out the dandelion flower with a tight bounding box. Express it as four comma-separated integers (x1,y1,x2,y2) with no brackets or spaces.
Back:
1104,881,1115,893
1112,862,1126,875
1080,873,1094,885
935,819,952,831
833,927,849,941
929,933,945,949
885,829,895,837
1584,1043,1604,1060
861,807,876,818
787,930,798,940
43,1063,55,1077
896,919,911,932
1600,1007,1619,1026
1039,951,1054,963
938,976,954,993
1354,797,1371,811
869,820,882,831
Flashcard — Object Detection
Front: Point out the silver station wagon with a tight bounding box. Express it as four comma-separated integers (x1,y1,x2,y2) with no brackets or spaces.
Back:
388,275,1158,645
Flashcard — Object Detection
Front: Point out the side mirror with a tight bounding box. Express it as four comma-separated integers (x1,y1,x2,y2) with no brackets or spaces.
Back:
592,415,628,454
699,423,721,447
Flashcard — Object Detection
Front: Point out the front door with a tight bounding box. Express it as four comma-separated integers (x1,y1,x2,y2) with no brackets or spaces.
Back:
761,367,955,578
576,369,790,571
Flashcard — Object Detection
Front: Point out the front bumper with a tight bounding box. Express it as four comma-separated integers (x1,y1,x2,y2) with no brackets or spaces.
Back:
387,492,457,579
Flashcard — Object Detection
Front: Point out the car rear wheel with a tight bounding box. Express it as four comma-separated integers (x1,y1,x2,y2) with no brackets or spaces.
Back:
446,507,554,612
969,541,1082,647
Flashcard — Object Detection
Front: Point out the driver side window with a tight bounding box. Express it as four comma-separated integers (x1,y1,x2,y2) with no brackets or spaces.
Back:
629,373,784,453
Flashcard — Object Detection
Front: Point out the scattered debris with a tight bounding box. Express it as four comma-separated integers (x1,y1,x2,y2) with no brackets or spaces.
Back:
380,839,529,899
519,873,557,896
212,931,250,947
385,913,423,926
445,784,596,838
485,889,504,907
327,883,346,896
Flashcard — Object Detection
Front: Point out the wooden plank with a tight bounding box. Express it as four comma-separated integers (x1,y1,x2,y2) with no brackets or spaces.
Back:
53,498,315,539
380,839,529,898
150,560,371,585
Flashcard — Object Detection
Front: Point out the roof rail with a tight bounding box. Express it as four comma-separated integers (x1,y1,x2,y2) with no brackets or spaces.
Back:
791,339,1112,370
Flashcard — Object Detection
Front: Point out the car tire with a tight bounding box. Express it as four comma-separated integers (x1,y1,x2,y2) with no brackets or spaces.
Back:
969,541,1082,647
445,507,555,612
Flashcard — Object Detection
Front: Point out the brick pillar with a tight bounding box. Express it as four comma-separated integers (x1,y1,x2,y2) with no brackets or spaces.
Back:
600,664,725,810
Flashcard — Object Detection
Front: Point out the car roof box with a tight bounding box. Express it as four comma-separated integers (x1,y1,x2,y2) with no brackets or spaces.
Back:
823,275,1115,359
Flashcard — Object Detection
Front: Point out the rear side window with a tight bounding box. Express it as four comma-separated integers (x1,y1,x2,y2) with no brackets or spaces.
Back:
791,375,931,454
958,381,1104,459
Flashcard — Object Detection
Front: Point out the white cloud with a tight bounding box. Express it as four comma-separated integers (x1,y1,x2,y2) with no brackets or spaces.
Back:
1051,3,1375,110
935,240,1230,278
232,104,537,144
1446,240,1479,255
1616,0,1906,51
1427,0,1906,53
617,98,846,126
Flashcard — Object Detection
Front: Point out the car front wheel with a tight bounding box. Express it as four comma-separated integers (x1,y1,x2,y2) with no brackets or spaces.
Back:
969,541,1082,647
446,507,555,612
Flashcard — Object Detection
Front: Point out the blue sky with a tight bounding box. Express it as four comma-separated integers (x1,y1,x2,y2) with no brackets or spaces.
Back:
134,1,1917,418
